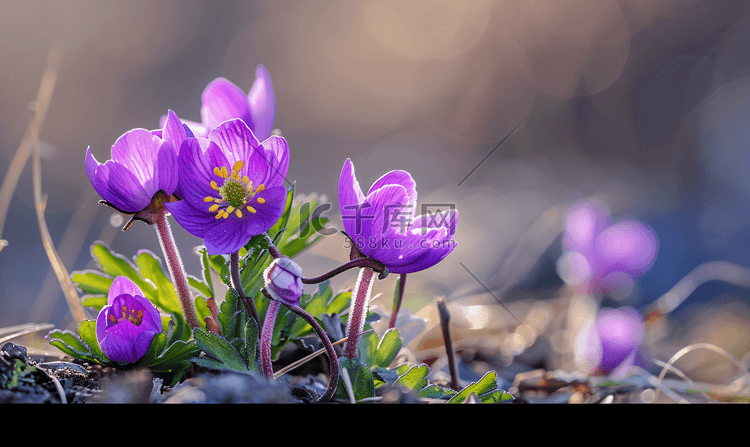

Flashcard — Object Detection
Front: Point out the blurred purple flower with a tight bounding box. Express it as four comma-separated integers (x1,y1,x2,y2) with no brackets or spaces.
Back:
161,65,276,141
85,110,190,226
576,307,646,376
338,158,458,274
96,276,163,364
165,118,289,255
264,257,304,306
560,200,658,296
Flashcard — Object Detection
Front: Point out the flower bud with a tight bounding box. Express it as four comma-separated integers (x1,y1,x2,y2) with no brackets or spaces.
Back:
95,276,163,364
263,257,304,306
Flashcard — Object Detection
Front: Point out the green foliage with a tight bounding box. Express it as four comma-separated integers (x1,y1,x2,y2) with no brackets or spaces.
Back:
191,324,258,375
71,243,183,316
47,318,199,382
333,327,513,403
447,371,514,404
335,357,375,401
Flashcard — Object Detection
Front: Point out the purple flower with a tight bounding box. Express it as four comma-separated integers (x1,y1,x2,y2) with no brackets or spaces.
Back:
560,200,658,296
85,110,190,227
264,257,304,306
338,158,458,274
165,118,289,255
161,65,276,141
576,307,645,376
96,276,163,364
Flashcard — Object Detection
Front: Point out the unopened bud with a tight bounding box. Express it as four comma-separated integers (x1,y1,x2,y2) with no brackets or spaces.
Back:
263,257,304,306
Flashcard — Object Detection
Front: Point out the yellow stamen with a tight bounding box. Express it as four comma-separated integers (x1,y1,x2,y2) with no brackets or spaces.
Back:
210,180,219,191
232,160,244,176
256,184,265,192
204,196,214,202
246,205,256,213
222,211,230,219
209,204,220,213
214,167,228,178
257,197,265,204
242,176,250,184
221,166,228,178
226,206,235,214
235,209,242,218
215,213,223,220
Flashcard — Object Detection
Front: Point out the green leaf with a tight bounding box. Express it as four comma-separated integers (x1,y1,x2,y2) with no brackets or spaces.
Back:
448,370,514,404
134,249,182,314
198,247,215,297
70,270,113,296
395,363,430,392
335,357,375,402
77,319,109,363
192,328,248,372
80,296,107,311
244,318,259,373
417,384,457,399
140,338,200,374
166,312,191,346
188,275,213,300
359,328,401,369
218,288,241,340
46,328,102,364
136,332,168,367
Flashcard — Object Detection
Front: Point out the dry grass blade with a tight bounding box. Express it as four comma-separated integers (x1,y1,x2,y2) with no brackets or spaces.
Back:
25,45,87,325
0,45,64,252
0,322,56,345
654,342,749,402
272,328,374,379
647,261,750,317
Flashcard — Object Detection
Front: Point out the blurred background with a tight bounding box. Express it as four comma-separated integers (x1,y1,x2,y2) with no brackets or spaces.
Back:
2,0,750,391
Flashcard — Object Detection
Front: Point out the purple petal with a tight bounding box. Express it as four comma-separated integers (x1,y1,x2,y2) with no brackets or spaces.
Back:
381,225,457,273
368,170,418,208
177,137,225,207
161,110,188,158
412,208,458,237
201,185,287,255
164,200,216,239
154,140,178,197
91,158,153,212
338,159,367,236
201,78,253,132
110,129,161,190
247,64,276,141
595,307,644,372
254,135,290,189
161,113,208,139
107,276,145,304
96,293,162,363
209,119,260,164
348,183,409,256
593,220,658,277
564,200,610,255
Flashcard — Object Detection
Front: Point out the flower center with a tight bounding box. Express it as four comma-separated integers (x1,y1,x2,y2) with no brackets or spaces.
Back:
204,160,267,220
109,304,144,326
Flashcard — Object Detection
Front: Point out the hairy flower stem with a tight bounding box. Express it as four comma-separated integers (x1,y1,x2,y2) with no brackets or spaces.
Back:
230,251,260,327
343,267,376,359
284,301,340,402
261,288,339,402
388,273,407,329
302,257,386,284
260,298,280,378
154,209,200,329
263,232,282,259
